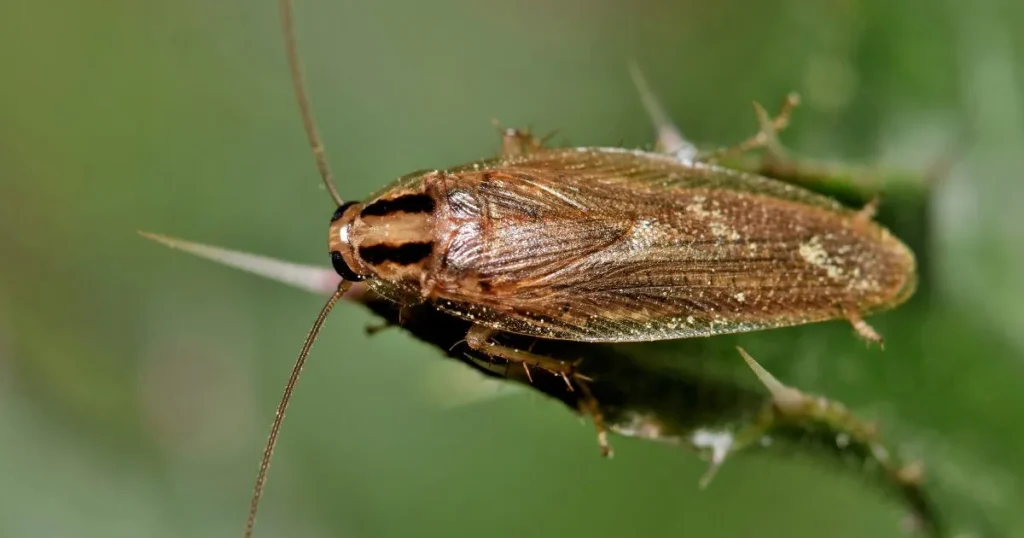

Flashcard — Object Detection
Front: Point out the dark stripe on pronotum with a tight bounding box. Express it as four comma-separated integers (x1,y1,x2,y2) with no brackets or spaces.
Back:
360,193,436,217
359,242,434,265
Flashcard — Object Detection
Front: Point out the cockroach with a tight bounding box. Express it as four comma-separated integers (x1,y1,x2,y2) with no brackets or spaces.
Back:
237,1,917,536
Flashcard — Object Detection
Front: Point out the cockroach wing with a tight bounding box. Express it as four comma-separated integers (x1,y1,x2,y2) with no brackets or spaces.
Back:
425,148,916,343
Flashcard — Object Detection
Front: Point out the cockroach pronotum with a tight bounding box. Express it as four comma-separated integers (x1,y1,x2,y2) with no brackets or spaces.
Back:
162,1,919,536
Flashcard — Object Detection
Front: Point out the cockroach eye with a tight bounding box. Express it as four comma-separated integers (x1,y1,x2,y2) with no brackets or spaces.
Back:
331,250,364,282
331,201,360,223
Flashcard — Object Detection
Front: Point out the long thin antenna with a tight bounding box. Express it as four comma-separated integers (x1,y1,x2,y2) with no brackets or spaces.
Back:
278,0,344,206
244,281,351,538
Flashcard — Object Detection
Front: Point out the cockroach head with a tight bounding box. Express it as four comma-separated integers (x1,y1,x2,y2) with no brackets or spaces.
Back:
328,201,366,282
327,188,440,285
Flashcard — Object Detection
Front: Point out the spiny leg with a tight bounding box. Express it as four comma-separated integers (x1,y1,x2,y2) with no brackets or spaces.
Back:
464,324,611,456
465,325,582,389
852,196,880,227
844,308,884,347
575,379,613,457
845,197,887,347
491,119,554,158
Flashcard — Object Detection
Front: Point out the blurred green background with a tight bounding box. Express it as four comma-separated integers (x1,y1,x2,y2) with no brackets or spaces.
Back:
2,0,1023,537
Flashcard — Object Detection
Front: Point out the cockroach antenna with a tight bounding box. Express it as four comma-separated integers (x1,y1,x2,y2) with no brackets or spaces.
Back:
278,0,344,207
244,1,349,537
243,282,349,538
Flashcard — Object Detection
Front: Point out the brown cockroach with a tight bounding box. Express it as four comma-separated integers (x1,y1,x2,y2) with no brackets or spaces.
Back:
236,1,918,536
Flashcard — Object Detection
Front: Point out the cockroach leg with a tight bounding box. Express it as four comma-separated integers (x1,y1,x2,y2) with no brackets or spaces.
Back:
628,62,700,163
491,119,549,158
462,326,611,456
853,196,881,227
700,92,801,164
575,379,614,457
520,362,535,384
844,309,885,347
465,325,582,389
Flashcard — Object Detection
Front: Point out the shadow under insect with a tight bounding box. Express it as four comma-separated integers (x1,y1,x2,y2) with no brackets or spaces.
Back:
357,290,943,537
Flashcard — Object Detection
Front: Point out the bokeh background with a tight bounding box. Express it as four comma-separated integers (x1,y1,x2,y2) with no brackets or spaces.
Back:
2,0,1023,537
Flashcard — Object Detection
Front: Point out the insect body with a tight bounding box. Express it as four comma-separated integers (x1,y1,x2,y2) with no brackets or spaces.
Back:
330,147,915,346
230,2,919,536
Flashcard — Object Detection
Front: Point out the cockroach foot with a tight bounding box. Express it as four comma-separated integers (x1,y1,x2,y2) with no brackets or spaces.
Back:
853,196,881,227
844,308,884,348
575,378,614,457
491,119,550,158
461,325,609,455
